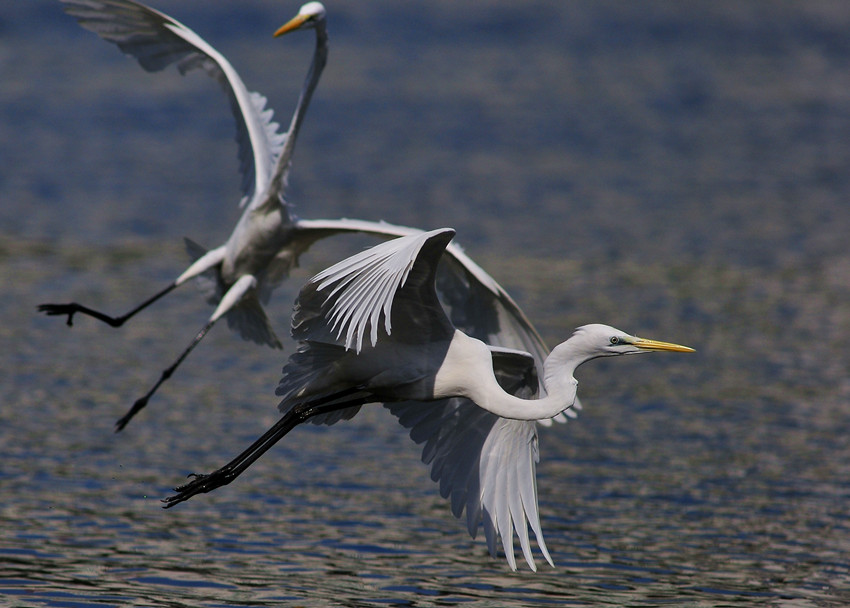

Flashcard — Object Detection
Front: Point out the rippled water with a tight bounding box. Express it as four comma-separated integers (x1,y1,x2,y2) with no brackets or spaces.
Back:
4,1,850,606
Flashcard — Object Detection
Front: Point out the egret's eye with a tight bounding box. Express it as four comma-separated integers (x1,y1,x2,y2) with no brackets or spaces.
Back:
609,336,620,345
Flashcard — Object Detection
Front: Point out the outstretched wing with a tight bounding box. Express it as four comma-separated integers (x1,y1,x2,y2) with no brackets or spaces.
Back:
488,346,539,397
292,220,549,355
284,225,559,568
61,0,286,208
183,239,280,347
291,228,457,352
433,246,575,426
385,346,552,571
292,218,570,425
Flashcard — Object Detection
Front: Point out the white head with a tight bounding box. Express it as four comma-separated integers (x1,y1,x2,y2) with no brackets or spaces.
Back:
544,324,694,382
297,2,327,22
534,324,693,413
570,324,694,359
574,324,643,357
274,2,327,37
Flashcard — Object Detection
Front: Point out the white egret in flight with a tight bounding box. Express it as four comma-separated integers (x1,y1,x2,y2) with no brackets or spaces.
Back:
40,1,550,432
162,228,694,570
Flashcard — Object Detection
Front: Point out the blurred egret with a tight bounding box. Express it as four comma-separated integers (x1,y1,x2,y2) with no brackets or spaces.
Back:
163,228,694,570
40,1,549,432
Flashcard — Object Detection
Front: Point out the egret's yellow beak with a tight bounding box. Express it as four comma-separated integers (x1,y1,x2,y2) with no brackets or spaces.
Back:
274,14,310,37
630,336,695,353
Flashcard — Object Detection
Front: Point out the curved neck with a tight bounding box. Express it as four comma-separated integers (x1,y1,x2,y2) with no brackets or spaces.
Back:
437,332,579,421
478,362,578,421
477,385,577,421
269,25,328,198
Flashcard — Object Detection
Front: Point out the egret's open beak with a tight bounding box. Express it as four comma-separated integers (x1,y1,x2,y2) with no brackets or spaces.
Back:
274,14,309,37
630,336,695,353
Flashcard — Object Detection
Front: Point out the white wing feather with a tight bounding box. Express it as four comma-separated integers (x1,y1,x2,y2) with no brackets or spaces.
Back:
309,228,454,352
64,8,573,563
294,219,571,426
60,0,286,208
386,398,552,571
288,225,564,568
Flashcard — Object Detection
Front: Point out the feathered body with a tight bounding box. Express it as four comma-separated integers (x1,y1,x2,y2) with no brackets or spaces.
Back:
46,1,553,431
165,229,693,570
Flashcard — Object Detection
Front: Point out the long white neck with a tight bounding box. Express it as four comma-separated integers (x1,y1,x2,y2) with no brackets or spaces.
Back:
269,23,328,199
435,332,582,421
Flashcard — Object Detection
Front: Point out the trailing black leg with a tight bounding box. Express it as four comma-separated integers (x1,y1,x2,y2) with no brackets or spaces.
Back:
162,389,368,508
115,318,217,431
38,282,178,327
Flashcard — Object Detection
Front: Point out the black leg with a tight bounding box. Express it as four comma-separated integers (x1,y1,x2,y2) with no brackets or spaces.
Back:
162,390,367,508
38,282,178,327
114,318,217,432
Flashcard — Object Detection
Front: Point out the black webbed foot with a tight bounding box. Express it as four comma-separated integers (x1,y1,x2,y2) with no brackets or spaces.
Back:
37,303,78,326
162,471,231,509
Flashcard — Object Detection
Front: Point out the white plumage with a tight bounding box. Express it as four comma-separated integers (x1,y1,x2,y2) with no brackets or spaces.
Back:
165,229,694,570
41,1,552,433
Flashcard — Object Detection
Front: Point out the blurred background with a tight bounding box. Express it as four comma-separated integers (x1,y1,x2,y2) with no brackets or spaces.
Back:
2,1,850,606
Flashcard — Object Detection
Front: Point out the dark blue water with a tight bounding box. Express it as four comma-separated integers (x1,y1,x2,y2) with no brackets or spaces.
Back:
3,1,850,606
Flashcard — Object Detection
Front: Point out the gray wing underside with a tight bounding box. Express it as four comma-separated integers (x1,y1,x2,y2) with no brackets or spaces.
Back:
65,5,568,567
184,239,281,348
384,345,552,571
275,338,553,569
283,228,554,568
223,295,282,349
294,220,549,358
435,249,547,368
291,228,457,352
292,220,575,425
278,229,459,426
432,244,574,427
61,0,286,207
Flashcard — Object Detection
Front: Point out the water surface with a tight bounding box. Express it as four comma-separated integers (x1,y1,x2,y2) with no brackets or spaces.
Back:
2,1,850,606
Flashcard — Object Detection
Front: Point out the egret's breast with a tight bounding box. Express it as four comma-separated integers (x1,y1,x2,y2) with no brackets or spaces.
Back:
432,331,494,401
